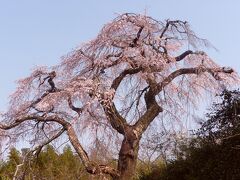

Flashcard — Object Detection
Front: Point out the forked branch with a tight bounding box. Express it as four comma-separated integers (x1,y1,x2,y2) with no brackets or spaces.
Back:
160,20,187,38
133,66,234,136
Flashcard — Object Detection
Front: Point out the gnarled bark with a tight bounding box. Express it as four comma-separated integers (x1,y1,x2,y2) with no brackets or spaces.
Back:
116,126,140,180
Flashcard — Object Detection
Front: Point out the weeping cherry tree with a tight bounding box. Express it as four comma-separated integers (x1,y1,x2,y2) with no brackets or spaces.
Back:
0,13,239,179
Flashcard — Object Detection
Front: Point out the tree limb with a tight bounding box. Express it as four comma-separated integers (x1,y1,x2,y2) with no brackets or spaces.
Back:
97,67,143,135
0,114,69,130
153,66,234,95
102,103,127,134
133,86,163,136
160,20,187,38
111,67,142,90
133,100,162,137
133,66,234,136
65,123,120,178
67,94,82,115
0,114,120,178
130,26,144,47
34,128,66,156
175,50,205,62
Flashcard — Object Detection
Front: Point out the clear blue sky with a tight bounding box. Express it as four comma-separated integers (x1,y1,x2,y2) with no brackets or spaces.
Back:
0,0,240,111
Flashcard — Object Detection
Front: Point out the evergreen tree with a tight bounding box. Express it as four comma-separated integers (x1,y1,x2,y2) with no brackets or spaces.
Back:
0,145,93,180
0,148,22,179
199,89,240,142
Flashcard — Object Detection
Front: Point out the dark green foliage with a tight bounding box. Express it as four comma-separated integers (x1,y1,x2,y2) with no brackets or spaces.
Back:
0,145,90,180
199,89,240,141
0,147,21,179
137,160,166,180
159,140,240,180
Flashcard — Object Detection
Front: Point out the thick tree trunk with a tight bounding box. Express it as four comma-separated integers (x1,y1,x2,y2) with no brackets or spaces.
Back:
115,127,140,180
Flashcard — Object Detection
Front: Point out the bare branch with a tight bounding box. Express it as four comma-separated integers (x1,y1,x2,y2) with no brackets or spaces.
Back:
175,50,193,61
29,71,60,112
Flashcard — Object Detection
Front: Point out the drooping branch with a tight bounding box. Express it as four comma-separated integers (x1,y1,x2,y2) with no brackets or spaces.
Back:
153,66,234,95
0,114,69,130
34,128,66,156
0,114,120,178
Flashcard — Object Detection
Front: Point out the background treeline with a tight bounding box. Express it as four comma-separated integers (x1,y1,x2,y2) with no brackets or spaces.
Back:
0,89,240,180
0,145,91,180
